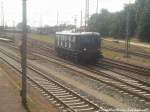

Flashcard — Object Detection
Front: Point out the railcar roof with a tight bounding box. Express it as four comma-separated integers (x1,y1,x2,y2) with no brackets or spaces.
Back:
56,31,100,36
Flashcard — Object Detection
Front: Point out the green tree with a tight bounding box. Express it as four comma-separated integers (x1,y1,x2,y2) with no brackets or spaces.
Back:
88,0,150,42
88,9,112,36
136,0,150,42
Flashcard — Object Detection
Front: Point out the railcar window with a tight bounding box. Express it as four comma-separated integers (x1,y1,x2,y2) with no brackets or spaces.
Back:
67,36,69,48
61,35,63,46
65,36,67,48
62,35,65,46
69,36,71,48
80,35,99,46
81,37,91,43
71,36,73,42
72,36,76,43
57,35,59,46
64,35,65,40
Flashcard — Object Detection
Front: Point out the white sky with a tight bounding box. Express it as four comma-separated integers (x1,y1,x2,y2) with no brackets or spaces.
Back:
0,0,135,27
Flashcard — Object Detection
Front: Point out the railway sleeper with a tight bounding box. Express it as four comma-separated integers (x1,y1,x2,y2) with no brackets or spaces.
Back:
53,92,70,96
74,107,95,112
48,97,54,101
67,101,85,106
70,104,89,108
139,85,150,90
43,85,58,88
143,93,150,96
36,81,55,86
32,77,47,81
56,94,73,98
132,89,142,92
40,83,57,87
138,91,147,94
62,99,80,103
48,89,65,92
41,83,58,86
50,91,67,94
46,87,62,90
59,97,77,100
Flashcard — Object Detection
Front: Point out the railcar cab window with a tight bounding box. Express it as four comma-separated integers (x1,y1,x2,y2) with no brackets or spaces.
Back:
80,35,99,47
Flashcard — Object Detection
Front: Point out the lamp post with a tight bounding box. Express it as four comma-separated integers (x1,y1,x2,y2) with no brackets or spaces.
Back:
21,0,27,107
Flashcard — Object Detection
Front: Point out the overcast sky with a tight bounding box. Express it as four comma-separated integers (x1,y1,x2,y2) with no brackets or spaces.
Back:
0,0,135,27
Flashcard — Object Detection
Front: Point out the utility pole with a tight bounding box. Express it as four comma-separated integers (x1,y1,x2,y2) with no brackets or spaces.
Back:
1,1,4,32
1,2,4,27
125,1,131,58
85,0,89,28
13,21,15,29
80,11,82,27
96,0,99,14
74,15,77,31
21,0,28,107
57,11,59,25
40,15,43,27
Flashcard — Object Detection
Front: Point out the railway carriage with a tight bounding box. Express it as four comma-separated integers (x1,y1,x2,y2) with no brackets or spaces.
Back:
55,31,102,63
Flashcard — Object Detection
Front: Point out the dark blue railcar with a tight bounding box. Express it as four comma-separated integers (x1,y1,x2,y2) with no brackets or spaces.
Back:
55,31,102,63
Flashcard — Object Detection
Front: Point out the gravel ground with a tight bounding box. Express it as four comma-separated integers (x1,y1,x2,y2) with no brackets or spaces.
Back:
0,63,27,112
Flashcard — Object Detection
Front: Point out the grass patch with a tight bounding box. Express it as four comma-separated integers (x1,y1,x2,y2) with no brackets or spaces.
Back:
130,37,139,43
104,36,150,44
29,33,54,44
102,48,122,59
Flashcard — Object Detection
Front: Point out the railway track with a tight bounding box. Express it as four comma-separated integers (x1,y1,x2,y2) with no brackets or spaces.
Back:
1,42,150,107
103,46,150,59
0,49,106,112
31,48,150,99
25,43,150,77
31,53,150,105
28,42,150,76
100,58,150,77
96,62,150,90
24,51,150,105
90,64,150,101
1,40,150,75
